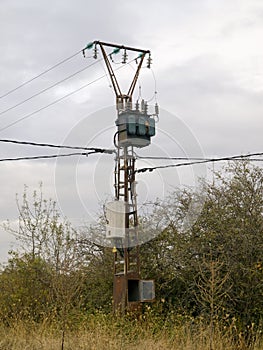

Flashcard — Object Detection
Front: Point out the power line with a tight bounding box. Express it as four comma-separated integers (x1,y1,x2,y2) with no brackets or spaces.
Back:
136,155,263,161
1,140,262,163
0,50,83,100
136,152,263,173
136,155,211,161
0,150,113,163
0,74,106,132
0,59,103,117
0,138,115,154
0,57,139,132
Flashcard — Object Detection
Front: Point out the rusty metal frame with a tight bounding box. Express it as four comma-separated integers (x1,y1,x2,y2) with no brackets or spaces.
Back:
95,41,149,106
96,41,152,315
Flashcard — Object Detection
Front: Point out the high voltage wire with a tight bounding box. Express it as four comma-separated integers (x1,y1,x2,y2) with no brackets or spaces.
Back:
0,74,106,132
3,46,258,170
0,138,115,153
0,50,83,99
136,152,263,173
0,57,139,132
0,42,138,104
0,58,103,117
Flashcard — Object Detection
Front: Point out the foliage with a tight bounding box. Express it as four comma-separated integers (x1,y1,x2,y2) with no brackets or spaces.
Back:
0,162,263,349
0,252,52,323
140,162,263,337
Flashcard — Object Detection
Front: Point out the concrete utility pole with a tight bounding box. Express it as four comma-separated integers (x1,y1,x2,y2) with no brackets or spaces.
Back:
84,41,157,314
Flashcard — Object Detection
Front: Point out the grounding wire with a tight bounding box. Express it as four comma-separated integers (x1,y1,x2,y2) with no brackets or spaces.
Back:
0,58,103,117
0,56,139,133
0,50,83,100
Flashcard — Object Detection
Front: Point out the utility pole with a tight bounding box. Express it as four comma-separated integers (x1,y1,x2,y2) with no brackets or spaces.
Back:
83,41,157,314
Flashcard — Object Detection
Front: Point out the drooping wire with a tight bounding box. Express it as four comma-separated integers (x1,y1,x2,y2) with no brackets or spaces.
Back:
147,67,158,103
127,61,158,104
0,50,83,100
0,59,103,117
136,152,263,173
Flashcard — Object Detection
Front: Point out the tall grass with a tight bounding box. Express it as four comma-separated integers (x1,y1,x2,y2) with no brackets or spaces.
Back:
0,313,262,350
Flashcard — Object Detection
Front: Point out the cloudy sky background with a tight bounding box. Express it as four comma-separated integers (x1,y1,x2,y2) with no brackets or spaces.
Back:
0,0,262,261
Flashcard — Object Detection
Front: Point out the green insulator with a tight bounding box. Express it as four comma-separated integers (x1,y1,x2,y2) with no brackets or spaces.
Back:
112,48,121,55
85,42,94,50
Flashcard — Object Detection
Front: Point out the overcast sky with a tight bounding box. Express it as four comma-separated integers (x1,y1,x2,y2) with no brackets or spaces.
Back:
0,0,262,262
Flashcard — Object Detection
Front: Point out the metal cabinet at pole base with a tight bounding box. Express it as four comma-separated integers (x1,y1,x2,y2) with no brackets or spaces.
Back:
113,272,155,313
116,110,156,148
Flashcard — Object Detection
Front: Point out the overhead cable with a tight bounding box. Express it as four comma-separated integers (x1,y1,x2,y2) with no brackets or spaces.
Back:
136,152,263,173
0,59,103,117
137,155,211,161
136,155,263,161
0,141,261,166
0,75,106,132
0,138,115,154
0,57,139,132
0,50,82,100
0,150,113,163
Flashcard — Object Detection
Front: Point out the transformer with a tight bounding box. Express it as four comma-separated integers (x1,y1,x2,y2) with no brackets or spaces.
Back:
116,109,155,148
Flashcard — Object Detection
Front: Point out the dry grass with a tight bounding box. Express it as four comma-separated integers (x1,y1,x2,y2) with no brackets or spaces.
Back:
0,316,262,350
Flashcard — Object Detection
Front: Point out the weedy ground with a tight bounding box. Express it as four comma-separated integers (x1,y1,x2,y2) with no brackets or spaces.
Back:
0,314,262,350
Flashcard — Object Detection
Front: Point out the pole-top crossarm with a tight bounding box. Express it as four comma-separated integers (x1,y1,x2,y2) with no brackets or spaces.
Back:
92,41,151,106
93,41,150,55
